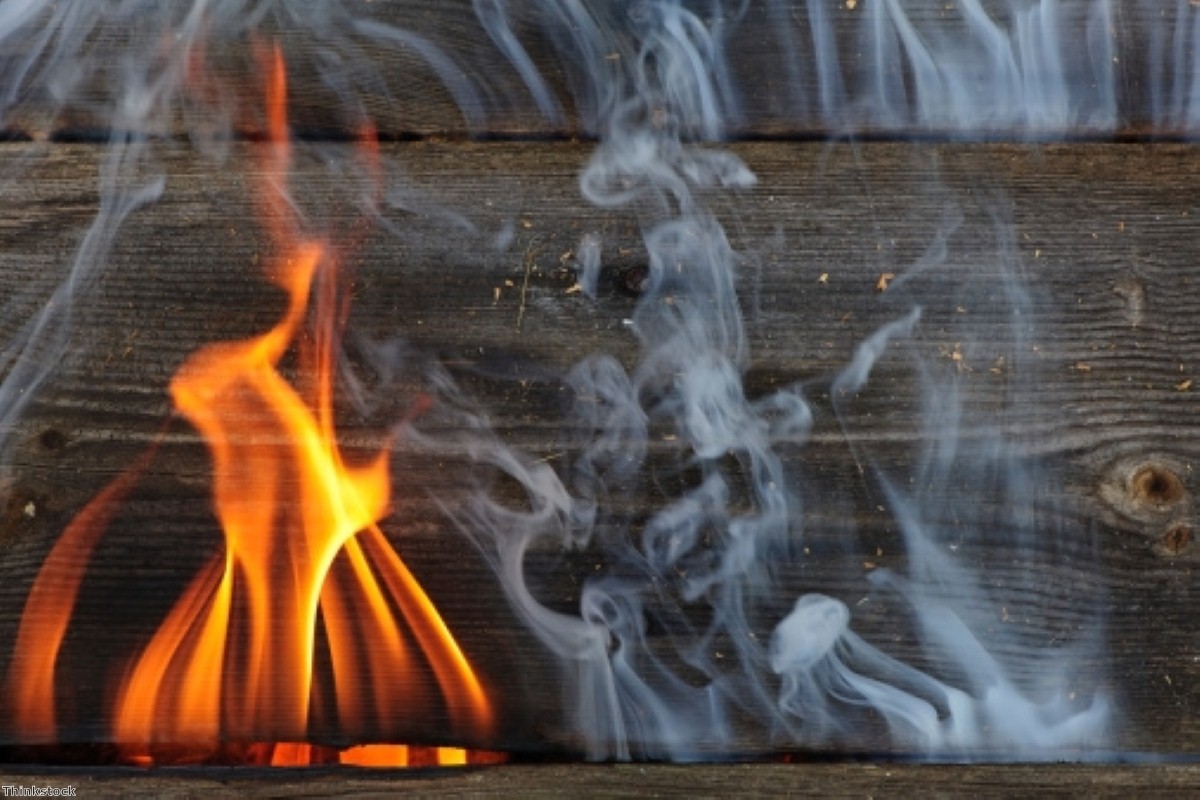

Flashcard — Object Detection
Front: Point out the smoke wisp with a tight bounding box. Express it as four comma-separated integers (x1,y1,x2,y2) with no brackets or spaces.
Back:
0,0,1127,761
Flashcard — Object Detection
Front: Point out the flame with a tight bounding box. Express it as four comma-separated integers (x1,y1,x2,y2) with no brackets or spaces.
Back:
6,45,492,762
4,446,159,742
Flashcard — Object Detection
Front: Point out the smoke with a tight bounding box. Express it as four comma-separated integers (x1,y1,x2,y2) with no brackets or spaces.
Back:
849,0,1118,134
771,198,1112,757
1,2,1198,141
0,140,163,466
414,1,1113,761
1142,0,1200,132
0,0,1131,761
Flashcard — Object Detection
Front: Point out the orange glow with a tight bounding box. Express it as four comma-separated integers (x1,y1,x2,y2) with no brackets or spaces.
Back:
270,743,315,767
339,744,410,767
336,745,486,768
7,44,492,759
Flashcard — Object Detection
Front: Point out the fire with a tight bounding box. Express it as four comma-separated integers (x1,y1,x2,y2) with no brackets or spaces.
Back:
6,45,492,765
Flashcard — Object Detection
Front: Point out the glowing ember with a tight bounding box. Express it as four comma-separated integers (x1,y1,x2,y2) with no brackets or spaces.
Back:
5,45,492,765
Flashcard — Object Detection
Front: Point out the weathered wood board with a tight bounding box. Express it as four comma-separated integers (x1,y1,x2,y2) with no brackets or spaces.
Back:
0,139,1196,758
1,2,1197,140
3,763,1200,799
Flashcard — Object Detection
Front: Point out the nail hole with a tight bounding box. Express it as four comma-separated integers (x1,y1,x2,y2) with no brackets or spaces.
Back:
619,265,649,296
38,428,67,451
1159,524,1194,556
1130,464,1186,508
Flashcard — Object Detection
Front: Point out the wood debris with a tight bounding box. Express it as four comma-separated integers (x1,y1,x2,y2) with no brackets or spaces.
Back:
939,342,970,372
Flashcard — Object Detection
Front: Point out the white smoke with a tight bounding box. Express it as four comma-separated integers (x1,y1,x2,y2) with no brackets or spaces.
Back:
0,0,1134,761
439,1,1114,760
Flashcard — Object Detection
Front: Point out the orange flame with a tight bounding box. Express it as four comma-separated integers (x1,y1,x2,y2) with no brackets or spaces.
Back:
6,45,492,762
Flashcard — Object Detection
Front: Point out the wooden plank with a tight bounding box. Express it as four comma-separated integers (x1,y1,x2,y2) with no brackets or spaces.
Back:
2,764,1200,799
0,2,1197,140
0,140,1197,759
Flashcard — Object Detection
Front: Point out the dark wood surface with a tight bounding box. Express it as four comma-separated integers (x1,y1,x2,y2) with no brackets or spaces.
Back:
0,139,1197,758
3,763,1200,798
1,2,1197,140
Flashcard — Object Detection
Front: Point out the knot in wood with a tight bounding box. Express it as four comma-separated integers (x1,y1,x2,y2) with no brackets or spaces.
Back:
38,428,67,451
1158,524,1194,557
1129,463,1186,510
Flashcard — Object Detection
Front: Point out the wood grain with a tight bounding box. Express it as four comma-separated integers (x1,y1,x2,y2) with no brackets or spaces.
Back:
0,2,1196,140
0,140,1196,757
3,763,1200,799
